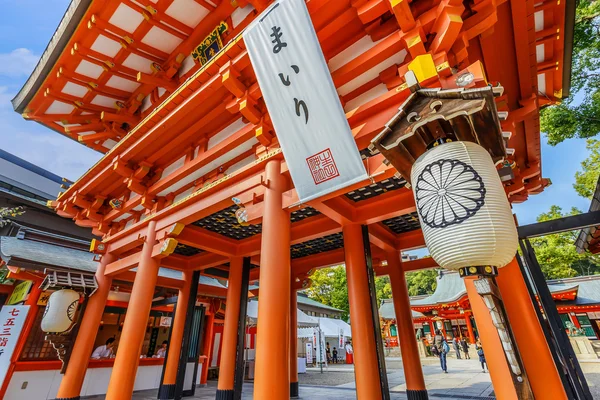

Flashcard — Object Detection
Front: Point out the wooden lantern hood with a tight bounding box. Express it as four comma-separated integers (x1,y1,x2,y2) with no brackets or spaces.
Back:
370,83,506,185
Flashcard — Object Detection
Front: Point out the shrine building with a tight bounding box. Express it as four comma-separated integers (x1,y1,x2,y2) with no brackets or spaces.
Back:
8,0,581,399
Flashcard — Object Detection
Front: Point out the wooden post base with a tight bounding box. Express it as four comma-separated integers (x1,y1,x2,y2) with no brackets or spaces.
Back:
290,381,299,398
407,389,429,400
215,389,234,400
157,384,176,399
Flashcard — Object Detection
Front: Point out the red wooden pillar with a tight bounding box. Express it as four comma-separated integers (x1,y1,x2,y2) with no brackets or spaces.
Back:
290,287,299,398
0,275,43,399
216,257,244,399
55,252,115,400
200,311,215,385
465,277,519,400
106,221,160,399
428,320,435,337
465,313,476,344
569,313,581,328
254,159,291,400
387,250,428,400
343,224,383,400
159,271,193,398
496,258,567,400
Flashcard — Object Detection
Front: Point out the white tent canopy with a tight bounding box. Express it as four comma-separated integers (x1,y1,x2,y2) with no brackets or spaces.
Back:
246,300,319,327
297,317,352,339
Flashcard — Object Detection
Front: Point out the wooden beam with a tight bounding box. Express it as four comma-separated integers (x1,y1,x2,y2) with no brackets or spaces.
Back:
177,226,238,256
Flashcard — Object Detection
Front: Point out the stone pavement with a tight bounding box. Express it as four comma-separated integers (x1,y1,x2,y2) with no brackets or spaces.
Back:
119,357,495,400
77,356,600,399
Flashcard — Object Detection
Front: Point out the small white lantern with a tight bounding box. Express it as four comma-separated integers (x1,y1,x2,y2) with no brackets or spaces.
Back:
411,141,517,271
41,289,80,333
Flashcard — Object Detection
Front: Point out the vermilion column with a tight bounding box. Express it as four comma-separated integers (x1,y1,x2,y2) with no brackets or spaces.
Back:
56,253,115,400
496,258,567,400
216,257,244,399
254,159,291,400
387,251,427,400
569,314,581,328
465,313,476,344
159,270,193,399
200,311,215,385
343,224,383,400
106,221,160,399
290,287,299,398
464,277,519,400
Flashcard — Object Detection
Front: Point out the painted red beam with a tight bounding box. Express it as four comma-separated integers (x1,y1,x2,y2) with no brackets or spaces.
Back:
177,226,238,257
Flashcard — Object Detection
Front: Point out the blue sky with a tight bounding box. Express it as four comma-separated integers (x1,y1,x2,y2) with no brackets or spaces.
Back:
0,2,592,244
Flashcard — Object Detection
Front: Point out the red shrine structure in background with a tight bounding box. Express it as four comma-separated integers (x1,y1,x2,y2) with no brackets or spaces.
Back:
10,0,577,399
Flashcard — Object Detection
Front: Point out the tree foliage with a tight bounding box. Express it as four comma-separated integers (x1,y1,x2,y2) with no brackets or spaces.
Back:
0,206,24,228
305,265,437,320
305,266,351,320
574,139,600,198
540,1,600,145
529,206,600,279
405,269,438,296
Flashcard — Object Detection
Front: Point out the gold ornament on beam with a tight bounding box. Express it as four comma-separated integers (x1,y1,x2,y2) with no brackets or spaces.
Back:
192,21,228,66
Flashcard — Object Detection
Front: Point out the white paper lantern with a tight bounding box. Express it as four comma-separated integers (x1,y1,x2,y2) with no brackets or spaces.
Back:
411,141,517,270
41,289,80,333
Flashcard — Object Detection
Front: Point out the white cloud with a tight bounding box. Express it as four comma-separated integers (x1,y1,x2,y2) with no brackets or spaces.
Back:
0,103,101,181
0,48,40,78
0,86,14,109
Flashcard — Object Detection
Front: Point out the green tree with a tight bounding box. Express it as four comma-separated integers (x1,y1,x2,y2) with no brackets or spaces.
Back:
529,205,600,278
305,265,396,320
540,1,600,145
0,206,24,227
574,139,600,198
405,269,438,296
305,266,350,320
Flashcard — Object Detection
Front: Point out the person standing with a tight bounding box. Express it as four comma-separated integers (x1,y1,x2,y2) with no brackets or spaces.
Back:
452,337,462,359
460,337,470,359
433,330,448,373
476,340,487,372
325,342,331,363
332,347,338,364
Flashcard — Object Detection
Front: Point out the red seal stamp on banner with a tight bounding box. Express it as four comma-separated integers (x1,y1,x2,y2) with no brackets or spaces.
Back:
306,148,340,185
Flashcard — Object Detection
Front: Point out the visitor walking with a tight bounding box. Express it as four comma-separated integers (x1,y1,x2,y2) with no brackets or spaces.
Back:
460,337,470,359
476,340,487,372
452,337,462,359
434,330,449,373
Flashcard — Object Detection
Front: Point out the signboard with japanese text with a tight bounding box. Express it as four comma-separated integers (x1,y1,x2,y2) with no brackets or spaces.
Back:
159,316,172,327
37,290,53,306
244,0,368,203
305,342,313,363
7,281,32,305
0,306,29,386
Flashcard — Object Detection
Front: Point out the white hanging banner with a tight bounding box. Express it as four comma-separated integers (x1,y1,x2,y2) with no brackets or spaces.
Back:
0,306,29,388
244,0,368,203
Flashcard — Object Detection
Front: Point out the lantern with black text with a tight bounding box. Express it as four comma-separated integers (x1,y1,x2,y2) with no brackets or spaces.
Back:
41,289,80,333
411,141,518,271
